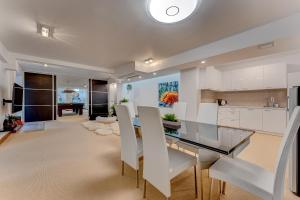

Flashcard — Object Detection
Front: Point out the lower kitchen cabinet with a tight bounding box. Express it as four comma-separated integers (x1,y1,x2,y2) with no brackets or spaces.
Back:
239,108,263,130
218,106,287,134
262,109,287,134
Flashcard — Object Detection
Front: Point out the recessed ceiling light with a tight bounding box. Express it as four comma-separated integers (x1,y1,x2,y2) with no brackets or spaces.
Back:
145,58,154,64
201,60,206,64
148,0,200,23
153,72,157,76
138,76,142,79
83,84,87,88
37,23,54,38
44,63,48,67
127,78,131,81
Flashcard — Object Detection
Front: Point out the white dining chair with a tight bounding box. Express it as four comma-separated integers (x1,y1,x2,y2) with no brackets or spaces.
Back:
115,105,143,188
121,102,136,119
197,103,219,125
177,102,221,200
173,102,187,120
137,106,198,199
209,106,300,200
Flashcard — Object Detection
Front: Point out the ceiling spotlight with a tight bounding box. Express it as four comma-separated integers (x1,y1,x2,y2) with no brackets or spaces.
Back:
153,72,157,76
144,58,154,64
83,84,87,88
37,23,54,38
148,0,200,23
127,78,131,81
201,60,206,64
44,63,48,67
138,76,142,79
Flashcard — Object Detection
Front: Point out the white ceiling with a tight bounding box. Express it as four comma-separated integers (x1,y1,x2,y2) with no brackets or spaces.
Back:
19,61,112,79
0,0,300,69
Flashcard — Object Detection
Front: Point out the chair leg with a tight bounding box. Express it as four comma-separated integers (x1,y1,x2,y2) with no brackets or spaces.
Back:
143,180,147,199
222,182,226,195
136,170,139,188
121,161,125,176
209,178,214,200
194,166,198,199
199,170,204,200
218,180,221,200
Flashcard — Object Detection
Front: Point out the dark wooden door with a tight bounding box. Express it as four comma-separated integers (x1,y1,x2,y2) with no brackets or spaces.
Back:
89,79,108,120
24,72,56,122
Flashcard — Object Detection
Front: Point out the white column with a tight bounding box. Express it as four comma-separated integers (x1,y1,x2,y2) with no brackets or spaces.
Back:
180,67,200,121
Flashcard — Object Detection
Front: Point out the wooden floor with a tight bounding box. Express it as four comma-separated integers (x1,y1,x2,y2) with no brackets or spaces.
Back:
0,115,299,200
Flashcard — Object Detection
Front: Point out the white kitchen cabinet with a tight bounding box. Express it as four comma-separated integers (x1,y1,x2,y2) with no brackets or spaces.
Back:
262,109,287,134
218,108,240,128
221,70,232,91
201,63,287,92
231,67,263,91
244,66,263,90
231,69,245,91
203,66,222,90
263,63,287,89
239,108,263,130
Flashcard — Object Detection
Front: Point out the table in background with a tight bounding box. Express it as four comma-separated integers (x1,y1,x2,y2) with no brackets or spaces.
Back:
58,103,84,117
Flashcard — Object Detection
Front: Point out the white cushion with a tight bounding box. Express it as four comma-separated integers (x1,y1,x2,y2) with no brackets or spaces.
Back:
96,116,117,124
168,148,197,179
95,129,113,136
81,121,94,128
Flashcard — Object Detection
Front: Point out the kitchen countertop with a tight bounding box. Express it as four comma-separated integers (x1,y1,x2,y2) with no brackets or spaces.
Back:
218,105,287,111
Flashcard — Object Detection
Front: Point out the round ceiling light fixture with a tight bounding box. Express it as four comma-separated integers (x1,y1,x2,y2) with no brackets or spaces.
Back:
147,0,199,24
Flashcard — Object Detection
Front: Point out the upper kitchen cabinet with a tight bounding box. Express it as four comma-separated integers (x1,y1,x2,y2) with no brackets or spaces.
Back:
200,63,287,91
226,66,263,91
263,63,287,89
245,66,264,90
221,70,232,91
201,66,222,90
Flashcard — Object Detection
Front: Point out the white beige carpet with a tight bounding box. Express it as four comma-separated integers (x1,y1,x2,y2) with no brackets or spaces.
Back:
0,115,299,200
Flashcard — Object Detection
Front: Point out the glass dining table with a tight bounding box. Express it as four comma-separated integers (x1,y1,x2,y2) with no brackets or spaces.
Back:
133,118,255,157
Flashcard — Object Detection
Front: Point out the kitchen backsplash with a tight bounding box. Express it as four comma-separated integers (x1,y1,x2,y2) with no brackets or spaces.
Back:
201,89,288,107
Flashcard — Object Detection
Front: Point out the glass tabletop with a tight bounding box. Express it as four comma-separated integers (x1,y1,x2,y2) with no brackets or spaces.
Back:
133,118,255,155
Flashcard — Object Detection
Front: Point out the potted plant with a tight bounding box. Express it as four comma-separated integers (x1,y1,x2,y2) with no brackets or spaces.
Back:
3,114,20,131
162,113,181,129
119,98,129,104
109,104,117,117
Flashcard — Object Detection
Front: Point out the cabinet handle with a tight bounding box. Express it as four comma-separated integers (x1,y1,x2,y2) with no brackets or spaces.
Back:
264,109,271,112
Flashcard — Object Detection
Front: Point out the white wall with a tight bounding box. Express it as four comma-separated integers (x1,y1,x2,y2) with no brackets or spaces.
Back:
0,41,18,127
108,83,117,111
121,73,180,115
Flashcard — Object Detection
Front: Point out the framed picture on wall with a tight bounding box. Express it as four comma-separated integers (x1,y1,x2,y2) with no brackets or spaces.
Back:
158,81,179,107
